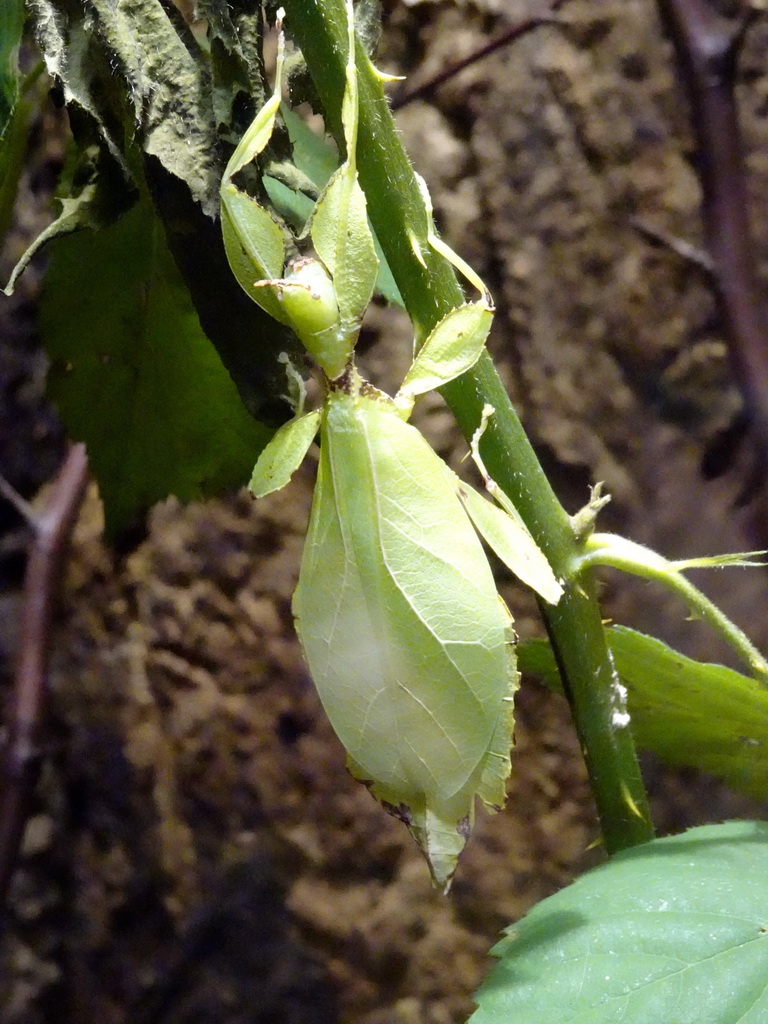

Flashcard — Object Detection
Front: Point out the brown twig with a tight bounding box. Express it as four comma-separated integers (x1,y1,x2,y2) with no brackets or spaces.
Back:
629,215,715,274
0,443,89,910
655,0,768,460
392,0,573,110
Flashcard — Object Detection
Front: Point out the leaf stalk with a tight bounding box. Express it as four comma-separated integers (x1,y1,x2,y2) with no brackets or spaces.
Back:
578,533,768,686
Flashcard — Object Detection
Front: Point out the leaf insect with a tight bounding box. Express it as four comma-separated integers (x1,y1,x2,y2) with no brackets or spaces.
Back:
221,2,562,889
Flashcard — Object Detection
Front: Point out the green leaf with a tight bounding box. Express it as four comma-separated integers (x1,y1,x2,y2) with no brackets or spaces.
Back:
263,172,316,232
29,0,219,213
282,104,338,192
519,626,768,800
0,0,24,138
369,219,405,308
472,821,768,1024
197,0,267,136
28,0,132,180
41,199,270,537
88,0,220,215
671,551,767,571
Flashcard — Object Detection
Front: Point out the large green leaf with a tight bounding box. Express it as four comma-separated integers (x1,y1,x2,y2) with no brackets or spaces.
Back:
472,821,768,1023
20,0,295,418
518,626,768,800
30,0,218,213
41,199,270,537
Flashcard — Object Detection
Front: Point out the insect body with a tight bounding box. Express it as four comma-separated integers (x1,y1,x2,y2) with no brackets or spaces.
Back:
222,2,561,887
293,373,515,886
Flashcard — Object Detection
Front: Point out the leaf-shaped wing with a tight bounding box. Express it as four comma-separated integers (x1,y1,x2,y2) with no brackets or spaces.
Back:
293,390,517,889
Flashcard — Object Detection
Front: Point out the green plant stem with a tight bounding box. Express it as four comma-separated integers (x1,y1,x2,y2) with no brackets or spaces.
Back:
580,533,768,685
285,0,654,853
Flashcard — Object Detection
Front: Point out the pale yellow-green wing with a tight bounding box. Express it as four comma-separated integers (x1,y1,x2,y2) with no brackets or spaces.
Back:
293,389,517,889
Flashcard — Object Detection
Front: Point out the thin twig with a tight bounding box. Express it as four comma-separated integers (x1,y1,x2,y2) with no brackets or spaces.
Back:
0,476,37,524
392,0,573,110
655,0,768,458
629,215,715,274
0,443,89,910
